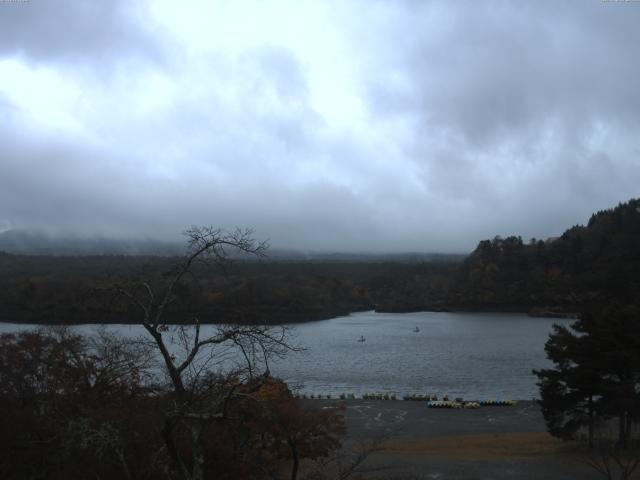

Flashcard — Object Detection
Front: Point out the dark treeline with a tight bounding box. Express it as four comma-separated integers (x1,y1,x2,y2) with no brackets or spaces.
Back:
0,253,459,324
1,198,639,325
454,198,640,314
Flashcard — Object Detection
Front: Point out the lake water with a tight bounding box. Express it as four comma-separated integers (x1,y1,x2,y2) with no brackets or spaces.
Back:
0,310,570,400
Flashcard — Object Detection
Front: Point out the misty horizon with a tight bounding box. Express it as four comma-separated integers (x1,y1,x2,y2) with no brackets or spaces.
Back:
0,213,581,256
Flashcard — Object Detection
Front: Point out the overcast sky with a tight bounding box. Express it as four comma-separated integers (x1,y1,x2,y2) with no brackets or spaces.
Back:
1,0,639,252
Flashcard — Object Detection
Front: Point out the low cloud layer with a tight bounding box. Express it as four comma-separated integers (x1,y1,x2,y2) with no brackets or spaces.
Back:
1,0,639,252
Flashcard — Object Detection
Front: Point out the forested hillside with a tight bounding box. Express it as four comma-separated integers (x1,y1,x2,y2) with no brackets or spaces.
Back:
452,199,640,314
0,199,638,324
0,254,458,324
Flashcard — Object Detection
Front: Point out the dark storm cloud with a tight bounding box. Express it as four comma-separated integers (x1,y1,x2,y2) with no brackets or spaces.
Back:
363,0,640,243
0,116,380,250
1,1,639,252
367,1,640,143
0,0,161,63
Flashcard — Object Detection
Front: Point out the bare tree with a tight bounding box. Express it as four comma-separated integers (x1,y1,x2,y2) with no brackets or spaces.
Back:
116,226,298,480
584,440,640,480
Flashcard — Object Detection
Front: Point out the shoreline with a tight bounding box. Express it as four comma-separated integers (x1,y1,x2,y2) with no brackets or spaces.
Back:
316,399,589,479
374,304,579,319
0,305,577,326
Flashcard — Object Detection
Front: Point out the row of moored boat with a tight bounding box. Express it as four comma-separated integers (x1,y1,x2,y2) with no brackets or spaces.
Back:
293,392,517,407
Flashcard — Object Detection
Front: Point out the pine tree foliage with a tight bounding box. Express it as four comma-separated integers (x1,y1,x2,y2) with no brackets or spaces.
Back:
535,303,640,448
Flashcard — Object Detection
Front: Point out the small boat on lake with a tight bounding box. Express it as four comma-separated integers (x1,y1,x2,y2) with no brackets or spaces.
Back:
357,335,366,342
413,326,420,333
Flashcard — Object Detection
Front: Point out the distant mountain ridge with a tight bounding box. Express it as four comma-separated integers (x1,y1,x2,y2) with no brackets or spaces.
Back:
0,229,465,263
0,230,184,256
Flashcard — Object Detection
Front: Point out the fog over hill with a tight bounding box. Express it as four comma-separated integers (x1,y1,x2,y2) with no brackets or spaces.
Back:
0,229,465,262
0,230,183,256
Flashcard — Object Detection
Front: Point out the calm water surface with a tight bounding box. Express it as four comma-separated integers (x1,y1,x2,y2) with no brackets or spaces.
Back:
280,310,570,399
0,310,570,399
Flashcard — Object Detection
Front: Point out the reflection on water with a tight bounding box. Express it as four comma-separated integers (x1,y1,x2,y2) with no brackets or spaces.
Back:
0,310,570,399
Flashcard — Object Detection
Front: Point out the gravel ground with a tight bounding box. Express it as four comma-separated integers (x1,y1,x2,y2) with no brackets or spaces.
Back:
305,400,603,480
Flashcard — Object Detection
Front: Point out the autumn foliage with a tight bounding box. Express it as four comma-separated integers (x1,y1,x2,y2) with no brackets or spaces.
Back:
0,330,345,480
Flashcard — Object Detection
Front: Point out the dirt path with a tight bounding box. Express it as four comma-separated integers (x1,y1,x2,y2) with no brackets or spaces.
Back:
307,400,602,479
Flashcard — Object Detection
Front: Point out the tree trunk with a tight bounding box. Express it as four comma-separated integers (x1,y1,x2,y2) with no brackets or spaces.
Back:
162,417,191,480
588,395,594,450
619,413,629,449
287,437,299,480
144,325,185,394
185,418,207,480
116,448,133,480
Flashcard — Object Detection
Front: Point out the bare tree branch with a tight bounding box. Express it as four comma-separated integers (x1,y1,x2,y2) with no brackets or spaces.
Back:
111,226,298,480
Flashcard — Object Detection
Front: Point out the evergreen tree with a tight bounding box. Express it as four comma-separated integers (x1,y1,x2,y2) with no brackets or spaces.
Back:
589,304,640,448
535,304,640,448
534,319,603,448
